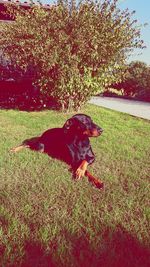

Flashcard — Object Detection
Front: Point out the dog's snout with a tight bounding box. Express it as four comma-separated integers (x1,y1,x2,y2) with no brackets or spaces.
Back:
87,125,103,137
91,123,103,136
97,127,103,134
92,127,103,136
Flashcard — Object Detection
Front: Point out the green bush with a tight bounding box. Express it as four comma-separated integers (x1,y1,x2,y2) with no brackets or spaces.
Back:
126,61,150,101
0,0,145,111
110,61,150,101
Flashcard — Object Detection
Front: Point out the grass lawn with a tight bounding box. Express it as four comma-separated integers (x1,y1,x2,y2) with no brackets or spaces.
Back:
0,104,150,267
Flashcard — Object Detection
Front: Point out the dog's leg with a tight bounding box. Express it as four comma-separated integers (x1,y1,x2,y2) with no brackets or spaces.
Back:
85,170,104,189
75,160,88,180
10,144,30,153
10,142,45,153
75,160,104,189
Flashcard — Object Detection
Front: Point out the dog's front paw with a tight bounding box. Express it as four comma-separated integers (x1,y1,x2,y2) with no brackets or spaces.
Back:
75,167,86,180
10,147,17,153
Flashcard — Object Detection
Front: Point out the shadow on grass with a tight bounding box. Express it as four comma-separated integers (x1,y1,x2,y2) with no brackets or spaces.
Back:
65,226,150,267
0,86,60,111
6,226,150,267
0,97,59,111
20,242,56,267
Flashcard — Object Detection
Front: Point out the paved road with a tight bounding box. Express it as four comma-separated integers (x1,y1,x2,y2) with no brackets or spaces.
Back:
89,96,150,120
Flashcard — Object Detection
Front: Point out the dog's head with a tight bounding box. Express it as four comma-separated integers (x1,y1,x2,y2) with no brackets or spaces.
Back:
63,114,103,137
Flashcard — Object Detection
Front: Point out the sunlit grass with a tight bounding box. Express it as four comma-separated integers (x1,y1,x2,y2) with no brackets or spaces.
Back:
0,105,150,267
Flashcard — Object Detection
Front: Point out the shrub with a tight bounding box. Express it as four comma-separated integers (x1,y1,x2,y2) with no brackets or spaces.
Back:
110,61,150,101
0,0,145,111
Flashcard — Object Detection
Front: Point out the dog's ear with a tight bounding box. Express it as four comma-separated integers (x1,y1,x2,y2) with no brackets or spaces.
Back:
63,118,74,132
63,117,86,134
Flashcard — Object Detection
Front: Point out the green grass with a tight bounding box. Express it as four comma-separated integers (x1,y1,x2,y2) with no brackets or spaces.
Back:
0,104,150,267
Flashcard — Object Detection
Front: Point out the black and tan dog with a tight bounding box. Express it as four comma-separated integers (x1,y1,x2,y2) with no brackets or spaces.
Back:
11,114,104,189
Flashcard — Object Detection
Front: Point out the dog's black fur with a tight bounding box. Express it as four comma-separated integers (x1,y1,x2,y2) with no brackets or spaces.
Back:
23,114,103,169
12,114,104,187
